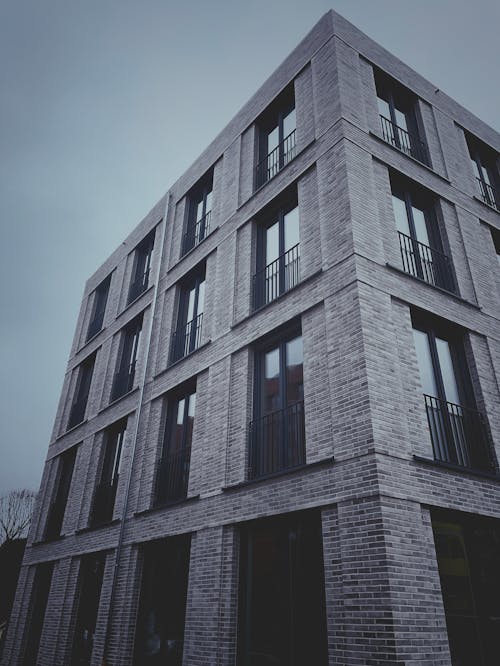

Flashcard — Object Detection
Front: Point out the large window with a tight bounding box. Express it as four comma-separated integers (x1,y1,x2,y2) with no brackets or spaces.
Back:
90,419,126,526
391,177,454,291
238,510,328,665
154,387,196,506
249,330,304,479
128,229,155,305
375,70,429,165
491,227,500,266
256,88,296,188
111,315,142,401
467,134,500,210
70,554,105,666
170,267,205,364
86,275,111,342
67,353,95,430
133,535,191,666
253,197,300,310
182,172,213,255
44,446,76,541
412,314,493,470
432,510,500,666
22,563,53,666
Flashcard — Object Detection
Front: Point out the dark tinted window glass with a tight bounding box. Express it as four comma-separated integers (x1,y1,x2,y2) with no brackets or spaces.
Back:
70,554,105,666
22,563,53,666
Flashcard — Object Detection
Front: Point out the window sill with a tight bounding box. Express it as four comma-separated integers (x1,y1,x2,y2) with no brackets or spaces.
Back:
369,131,451,183
154,340,211,379
473,195,500,214
32,534,66,546
75,518,121,535
77,328,105,355
117,285,155,320
134,494,200,517
385,263,480,309
413,455,500,481
98,387,140,415
169,227,219,273
54,418,88,443
222,456,334,492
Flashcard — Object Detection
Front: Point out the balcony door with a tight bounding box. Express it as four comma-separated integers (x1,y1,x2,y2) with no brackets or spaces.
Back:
171,270,205,363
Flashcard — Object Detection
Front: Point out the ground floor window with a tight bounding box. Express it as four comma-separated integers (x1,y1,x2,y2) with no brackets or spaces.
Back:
70,554,105,666
238,509,328,666
432,510,500,665
22,562,53,666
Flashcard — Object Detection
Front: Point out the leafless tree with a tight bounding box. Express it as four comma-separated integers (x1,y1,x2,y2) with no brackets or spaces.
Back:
0,489,37,544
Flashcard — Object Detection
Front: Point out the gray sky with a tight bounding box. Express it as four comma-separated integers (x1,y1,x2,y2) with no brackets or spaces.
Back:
1,0,499,496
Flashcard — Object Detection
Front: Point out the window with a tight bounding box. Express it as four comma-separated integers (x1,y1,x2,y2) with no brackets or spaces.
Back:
170,267,205,364
256,88,296,188
128,229,155,305
44,446,76,540
86,275,111,342
67,353,95,430
182,172,213,255
70,554,105,666
253,197,300,310
467,134,500,209
22,563,53,666
111,315,142,401
432,510,500,666
491,228,500,266
249,330,304,479
375,70,429,165
238,511,328,666
133,535,191,666
412,314,493,470
391,176,454,291
154,387,196,506
90,420,126,526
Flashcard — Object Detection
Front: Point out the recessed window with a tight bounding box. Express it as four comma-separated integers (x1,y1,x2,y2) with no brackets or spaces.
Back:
253,195,300,310
375,70,429,165
128,229,155,305
182,172,213,255
86,275,111,342
170,267,205,364
111,315,142,401
154,386,196,506
70,554,105,666
44,446,77,541
22,563,54,665
90,419,126,526
67,353,96,430
491,227,500,266
256,87,297,188
249,329,304,479
466,133,500,210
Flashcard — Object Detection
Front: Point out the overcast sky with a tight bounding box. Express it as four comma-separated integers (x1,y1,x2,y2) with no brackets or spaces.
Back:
0,0,499,496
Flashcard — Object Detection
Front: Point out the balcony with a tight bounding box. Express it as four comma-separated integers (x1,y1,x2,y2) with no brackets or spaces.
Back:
424,394,494,471
182,210,211,255
398,232,455,292
248,401,305,479
476,177,500,210
379,114,429,166
90,478,118,526
252,243,300,311
111,363,135,401
169,313,203,364
127,270,150,304
154,449,191,506
255,128,296,189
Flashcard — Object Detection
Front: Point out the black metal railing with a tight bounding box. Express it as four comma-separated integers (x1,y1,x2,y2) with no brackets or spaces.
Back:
398,232,455,292
476,177,499,210
90,478,118,526
379,115,429,165
255,129,297,188
111,362,136,401
127,269,150,305
248,401,305,479
424,394,494,471
170,312,203,364
44,500,65,540
67,396,88,429
154,449,191,506
182,210,212,255
252,244,300,311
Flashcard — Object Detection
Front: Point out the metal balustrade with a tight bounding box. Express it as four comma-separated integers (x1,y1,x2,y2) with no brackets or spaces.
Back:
379,114,430,165
476,177,500,210
398,231,454,291
252,244,300,311
90,478,118,526
255,129,297,188
182,210,212,255
248,401,305,479
154,448,191,505
170,312,203,364
424,394,494,471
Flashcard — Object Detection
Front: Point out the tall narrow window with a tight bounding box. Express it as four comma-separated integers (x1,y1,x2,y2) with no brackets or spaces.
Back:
238,511,328,666
375,70,429,165
133,535,191,666
90,420,126,526
249,331,304,479
183,173,213,255
491,227,500,266
154,387,196,506
86,275,111,342
256,88,296,188
70,554,105,666
170,268,205,364
67,354,95,430
44,446,77,540
391,178,454,291
22,563,53,666
253,198,300,310
111,315,142,401
128,229,155,305
412,315,493,470
467,134,500,210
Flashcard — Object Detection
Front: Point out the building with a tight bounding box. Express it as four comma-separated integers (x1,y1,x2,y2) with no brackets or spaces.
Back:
3,10,500,666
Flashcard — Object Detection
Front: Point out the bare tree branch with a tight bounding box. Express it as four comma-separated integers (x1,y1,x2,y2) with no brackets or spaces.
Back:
0,489,37,544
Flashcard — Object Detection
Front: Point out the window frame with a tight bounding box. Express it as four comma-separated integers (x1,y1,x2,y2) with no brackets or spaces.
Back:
170,266,206,364
111,315,142,402
90,419,127,526
67,353,96,430
182,172,213,255
127,229,155,305
44,446,77,541
86,275,111,343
